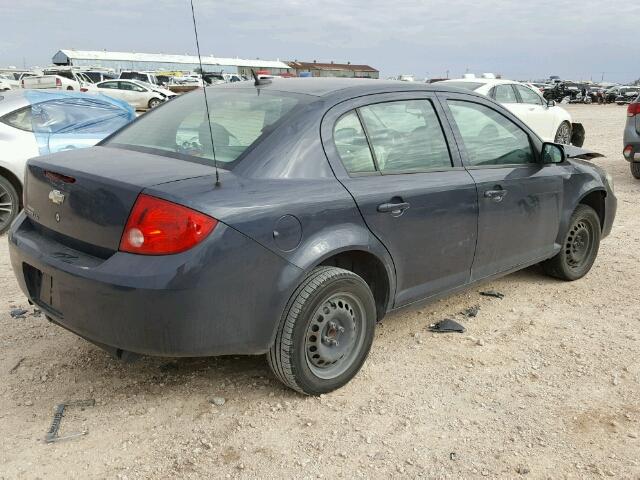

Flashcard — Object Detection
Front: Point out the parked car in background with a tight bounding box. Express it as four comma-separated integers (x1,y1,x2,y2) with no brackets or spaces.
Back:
0,90,135,232
623,95,640,178
615,87,640,105
440,77,584,145
87,79,176,110
119,71,159,86
7,79,615,395
22,69,94,91
83,70,118,83
0,74,19,91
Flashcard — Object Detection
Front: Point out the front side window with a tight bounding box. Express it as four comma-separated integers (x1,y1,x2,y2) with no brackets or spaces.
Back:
359,100,451,172
515,85,543,105
493,84,518,103
107,89,308,168
448,100,535,166
333,111,375,173
99,81,119,89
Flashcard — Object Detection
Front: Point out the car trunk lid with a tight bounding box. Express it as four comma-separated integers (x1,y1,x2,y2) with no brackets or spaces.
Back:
24,146,217,252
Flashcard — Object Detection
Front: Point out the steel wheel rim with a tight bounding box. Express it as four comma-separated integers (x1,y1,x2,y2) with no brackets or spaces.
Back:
556,124,571,144
565,219,594,269
304,292,366,380
0,183,15,232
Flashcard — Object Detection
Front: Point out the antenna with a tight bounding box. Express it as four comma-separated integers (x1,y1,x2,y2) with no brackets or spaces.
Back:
189,0,220,187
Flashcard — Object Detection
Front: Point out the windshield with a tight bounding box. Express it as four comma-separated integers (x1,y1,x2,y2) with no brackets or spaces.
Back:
442,81,484,91
106,88,310,168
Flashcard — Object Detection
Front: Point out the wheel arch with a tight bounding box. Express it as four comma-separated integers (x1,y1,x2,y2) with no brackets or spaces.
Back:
578,189,606,230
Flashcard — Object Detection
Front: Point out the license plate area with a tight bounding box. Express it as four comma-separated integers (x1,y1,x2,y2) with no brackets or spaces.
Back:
23,263,63,317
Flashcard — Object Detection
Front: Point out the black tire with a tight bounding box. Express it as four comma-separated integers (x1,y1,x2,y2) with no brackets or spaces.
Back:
268,266,376,395
66,86,73,91
0,175,20,235
148,98,162,109
630,162,640,179
554,121,572,145
542,205,601,281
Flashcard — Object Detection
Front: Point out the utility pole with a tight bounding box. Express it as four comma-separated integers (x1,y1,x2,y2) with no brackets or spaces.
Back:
601,72,605,82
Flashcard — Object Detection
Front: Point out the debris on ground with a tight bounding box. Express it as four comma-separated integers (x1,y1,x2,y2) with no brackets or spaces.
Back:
429,319,465,333
450,452,457,461
10,308,28,318
479,290,505,299
209,397,226,406
461,305,480,317
45,399,95,444
31,308,42,317
9,357,25,374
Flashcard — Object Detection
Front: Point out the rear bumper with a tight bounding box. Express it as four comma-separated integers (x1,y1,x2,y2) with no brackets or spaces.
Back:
8,213,302,357
623,120,640,161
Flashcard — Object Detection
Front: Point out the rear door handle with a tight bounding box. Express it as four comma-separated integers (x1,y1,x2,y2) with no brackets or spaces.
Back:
484,189,508,202
377,201,410,215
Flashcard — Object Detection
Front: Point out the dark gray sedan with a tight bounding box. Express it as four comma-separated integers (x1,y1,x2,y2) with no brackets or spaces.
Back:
8,79,616,395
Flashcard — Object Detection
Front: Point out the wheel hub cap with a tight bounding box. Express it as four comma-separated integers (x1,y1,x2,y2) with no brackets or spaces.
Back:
566,221,591,267
306,296,358,371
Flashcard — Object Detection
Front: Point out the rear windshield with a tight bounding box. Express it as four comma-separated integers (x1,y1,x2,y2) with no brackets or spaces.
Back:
106,88,309,168
442,81,484,91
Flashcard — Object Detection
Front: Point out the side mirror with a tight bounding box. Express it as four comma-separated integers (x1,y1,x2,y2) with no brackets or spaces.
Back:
542,142,565,164
546,99,556,107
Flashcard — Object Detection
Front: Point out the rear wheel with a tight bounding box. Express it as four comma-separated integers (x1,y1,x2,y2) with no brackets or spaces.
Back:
268,267,376,395
66,86,73,91
0,176,20,235
542,205,600,281
630,162,640,179
554,121,572,145
148,98,162,109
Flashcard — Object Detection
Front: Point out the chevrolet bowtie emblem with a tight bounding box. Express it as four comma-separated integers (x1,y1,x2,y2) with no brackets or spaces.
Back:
49,190,65,205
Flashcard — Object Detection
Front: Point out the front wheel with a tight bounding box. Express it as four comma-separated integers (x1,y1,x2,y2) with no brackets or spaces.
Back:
631,162,640,179
554,121,572,145
268,267,376,395
148,98,162,109
542,205,601,281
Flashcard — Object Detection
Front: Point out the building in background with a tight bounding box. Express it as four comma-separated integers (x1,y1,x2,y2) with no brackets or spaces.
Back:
286,60,379,79
52,50,293,77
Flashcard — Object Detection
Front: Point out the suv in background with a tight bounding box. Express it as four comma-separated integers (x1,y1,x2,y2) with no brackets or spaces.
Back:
623,95,640,178
119,71,159,85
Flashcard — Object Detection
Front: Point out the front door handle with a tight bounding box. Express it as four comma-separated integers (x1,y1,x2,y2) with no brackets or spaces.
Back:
484,189,508,202
377,201,410,215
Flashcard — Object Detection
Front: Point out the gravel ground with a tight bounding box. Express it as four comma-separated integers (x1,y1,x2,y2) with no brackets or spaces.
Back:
0,104,638,479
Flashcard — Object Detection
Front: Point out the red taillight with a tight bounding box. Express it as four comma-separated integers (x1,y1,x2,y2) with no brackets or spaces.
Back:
55,78,62,87
80,87,88,92
623,145,634,159
627,102,640,117
119,194,217,255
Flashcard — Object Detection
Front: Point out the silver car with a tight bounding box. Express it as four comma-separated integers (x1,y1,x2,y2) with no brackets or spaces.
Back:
623,94,640,178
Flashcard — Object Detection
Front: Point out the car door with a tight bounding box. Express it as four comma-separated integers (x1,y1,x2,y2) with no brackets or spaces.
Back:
118,81,147,109
98,81,127,103
439,93,563,281
321,92,478,307
513,84,553,140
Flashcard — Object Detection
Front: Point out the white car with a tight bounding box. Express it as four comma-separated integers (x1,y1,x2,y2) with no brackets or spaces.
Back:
0,74,19,91
88,79,176,110
440,78,580,145
22,69,94,91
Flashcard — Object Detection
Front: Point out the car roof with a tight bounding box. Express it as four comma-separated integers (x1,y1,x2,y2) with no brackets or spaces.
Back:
0,89,133,116
209,77,483,99
440,78,516,86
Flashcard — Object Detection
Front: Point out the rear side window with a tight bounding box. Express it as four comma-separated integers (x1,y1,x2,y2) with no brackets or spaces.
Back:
447,100,534,166
493,85,518,103
359,100,451,172
1,106,33,131
333,112,376,173
515,85,543,105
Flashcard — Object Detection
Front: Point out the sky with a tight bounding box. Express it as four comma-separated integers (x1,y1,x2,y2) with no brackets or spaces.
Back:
2,0,639,83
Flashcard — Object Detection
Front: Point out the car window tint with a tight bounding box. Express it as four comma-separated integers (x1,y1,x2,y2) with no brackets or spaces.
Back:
359,100,451,172
1,106,33,132
494,85,518,103
448,100,535,166
333,111,376,173
515,85,543,105
100,81,118,89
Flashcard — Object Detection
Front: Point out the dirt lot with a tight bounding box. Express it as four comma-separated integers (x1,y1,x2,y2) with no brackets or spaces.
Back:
0,104,638,479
